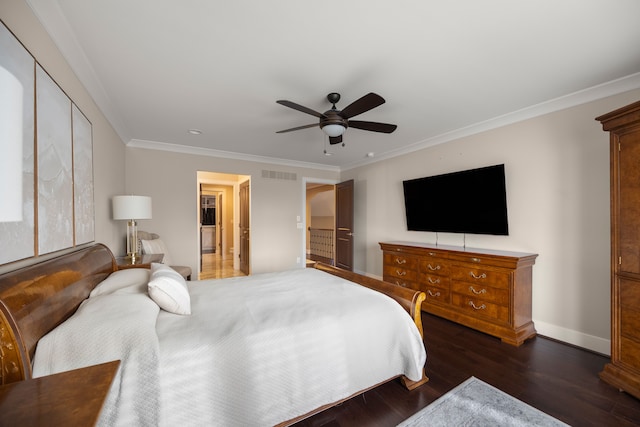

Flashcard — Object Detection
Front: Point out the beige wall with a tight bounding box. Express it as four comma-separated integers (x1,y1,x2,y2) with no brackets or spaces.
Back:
0,1,125,273
4,0,640,354
125,147,339,275
341,89,640,354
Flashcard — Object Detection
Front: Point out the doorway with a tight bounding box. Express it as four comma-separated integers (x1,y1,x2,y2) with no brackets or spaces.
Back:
304,178,354,271
197,171,250,279
306,182,336,265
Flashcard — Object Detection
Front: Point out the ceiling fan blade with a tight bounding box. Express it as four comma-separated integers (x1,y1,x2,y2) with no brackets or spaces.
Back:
276,123,318,133
348,120,397,133
329,135,343,145
276,100,326,118
339,92,385,119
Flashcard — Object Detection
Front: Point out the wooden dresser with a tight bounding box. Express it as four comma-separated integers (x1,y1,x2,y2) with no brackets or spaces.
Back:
380,241,538,346
597,100,640,399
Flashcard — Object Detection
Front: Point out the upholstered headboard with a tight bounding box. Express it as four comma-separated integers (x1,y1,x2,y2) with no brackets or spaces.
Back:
0,244,115,384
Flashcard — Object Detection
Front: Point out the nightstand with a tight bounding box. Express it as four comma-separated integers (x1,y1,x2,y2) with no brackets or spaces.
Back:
115,253,164,270
0,360,120,426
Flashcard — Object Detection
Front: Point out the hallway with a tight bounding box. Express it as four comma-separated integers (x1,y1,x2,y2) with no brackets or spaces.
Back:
199,253,246,280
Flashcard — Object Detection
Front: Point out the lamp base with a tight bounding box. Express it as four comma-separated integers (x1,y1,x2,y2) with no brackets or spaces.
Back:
126,252,141,264
126,219,139,262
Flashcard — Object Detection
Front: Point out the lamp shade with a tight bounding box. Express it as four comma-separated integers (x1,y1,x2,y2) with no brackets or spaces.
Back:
0,66,24,222
321,124,346,137
112,195,152,220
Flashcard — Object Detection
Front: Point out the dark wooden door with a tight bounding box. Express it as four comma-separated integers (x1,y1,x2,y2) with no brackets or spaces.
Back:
239,180,250,275
335,179,354,271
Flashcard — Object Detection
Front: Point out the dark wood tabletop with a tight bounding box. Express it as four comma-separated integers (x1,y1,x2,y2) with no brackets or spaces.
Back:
0,360,120,427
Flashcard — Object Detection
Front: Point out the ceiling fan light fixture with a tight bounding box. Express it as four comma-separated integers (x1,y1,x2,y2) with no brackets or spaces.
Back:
321,124,346,137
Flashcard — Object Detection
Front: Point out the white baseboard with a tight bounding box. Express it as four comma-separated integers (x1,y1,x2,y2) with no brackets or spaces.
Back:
534,320,611,356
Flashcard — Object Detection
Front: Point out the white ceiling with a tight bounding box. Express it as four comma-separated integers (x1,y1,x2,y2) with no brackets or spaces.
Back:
26,0,640,170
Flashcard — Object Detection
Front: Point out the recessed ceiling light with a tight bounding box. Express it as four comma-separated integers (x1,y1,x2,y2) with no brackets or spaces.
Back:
366,152,375,158
188,129,202,135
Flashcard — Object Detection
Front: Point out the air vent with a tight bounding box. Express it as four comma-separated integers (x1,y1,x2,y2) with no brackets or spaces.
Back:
261,170,297,181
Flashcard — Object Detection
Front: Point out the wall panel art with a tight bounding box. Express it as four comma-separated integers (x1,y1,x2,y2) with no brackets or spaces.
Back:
73,105,95,245
36,64,74,255
0,22,36,265
0,20,94,265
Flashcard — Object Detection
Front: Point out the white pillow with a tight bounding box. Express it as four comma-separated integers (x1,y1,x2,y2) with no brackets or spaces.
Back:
148,263,191,315
140,238,173,265
90,269,151,297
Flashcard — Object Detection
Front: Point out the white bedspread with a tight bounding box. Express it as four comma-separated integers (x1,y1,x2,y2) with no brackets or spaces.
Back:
32,291,162,426
33,268,426,427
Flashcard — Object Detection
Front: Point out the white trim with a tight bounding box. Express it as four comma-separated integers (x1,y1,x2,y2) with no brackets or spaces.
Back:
24,0,640,172
341,72,640,171
128,139,340,172
534,320,611,356
301,176,339,267
26,0,132,143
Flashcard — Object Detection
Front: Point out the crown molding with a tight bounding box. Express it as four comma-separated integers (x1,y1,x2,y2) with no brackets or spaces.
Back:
127,139,341,172
341,72,640,171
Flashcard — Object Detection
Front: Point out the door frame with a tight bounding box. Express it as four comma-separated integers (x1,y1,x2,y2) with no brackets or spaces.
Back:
196,172,249,276
301,176,339,267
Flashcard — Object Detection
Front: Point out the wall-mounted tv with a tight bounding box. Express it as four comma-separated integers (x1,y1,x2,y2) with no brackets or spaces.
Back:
402,164,509,235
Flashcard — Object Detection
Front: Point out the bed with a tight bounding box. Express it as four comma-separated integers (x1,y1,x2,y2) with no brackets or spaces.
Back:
0,244,428,426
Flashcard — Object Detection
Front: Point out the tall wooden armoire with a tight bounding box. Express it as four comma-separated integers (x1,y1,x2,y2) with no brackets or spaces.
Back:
597,100,640,399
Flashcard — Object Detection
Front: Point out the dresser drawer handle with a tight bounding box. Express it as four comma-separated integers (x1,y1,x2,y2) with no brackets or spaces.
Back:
427,264,441,271
469,301,486,310
471,257,481,263
469,272,487,279
396,270,407,276
428,252,436,256
469,286,486,295
394,257,407,265
427,290,441,297
428,277,440,284
394,280,407,287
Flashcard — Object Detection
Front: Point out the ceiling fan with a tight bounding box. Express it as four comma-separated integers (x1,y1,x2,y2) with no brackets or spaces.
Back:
276,92,397,145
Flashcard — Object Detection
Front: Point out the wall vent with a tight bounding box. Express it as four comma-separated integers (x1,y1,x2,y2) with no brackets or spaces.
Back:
261,170,297,181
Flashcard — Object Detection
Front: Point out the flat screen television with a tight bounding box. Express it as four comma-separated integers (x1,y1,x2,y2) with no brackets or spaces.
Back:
402,164,509,235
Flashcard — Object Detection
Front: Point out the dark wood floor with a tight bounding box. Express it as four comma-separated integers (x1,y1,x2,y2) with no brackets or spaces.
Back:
294,313,640,427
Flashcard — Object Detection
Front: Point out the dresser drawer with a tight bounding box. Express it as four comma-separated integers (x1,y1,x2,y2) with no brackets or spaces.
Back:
451,293,510,323
384,253,418,270
384,275,416,289
450,281,509,306
419,259,450,276
383,264,418,282
420,272,450,290
423,285,450,305
451,265,510,289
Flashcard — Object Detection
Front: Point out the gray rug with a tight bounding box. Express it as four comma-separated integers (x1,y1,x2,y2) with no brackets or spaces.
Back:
397,377,570,426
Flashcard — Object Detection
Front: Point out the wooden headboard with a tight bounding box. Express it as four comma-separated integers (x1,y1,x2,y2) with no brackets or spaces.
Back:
0,244,115,385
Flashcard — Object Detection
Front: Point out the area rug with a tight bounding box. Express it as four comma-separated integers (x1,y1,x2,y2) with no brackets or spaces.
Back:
397,377,569,426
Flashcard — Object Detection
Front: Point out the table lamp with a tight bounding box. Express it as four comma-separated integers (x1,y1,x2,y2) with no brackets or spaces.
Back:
112,195,152,261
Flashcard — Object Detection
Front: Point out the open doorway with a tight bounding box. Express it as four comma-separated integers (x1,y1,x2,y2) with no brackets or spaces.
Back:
306,182,336,265
304,178,354,271
197,171,250,279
